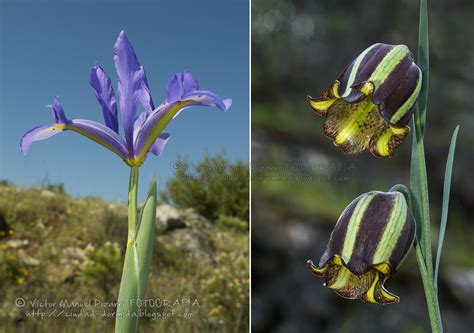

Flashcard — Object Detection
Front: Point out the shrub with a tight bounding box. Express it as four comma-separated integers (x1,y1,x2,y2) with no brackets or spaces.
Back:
161,154,249,222
215,215,248,232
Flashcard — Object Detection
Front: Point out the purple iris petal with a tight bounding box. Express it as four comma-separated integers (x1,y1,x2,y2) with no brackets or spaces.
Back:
165,71,199,103
182,90,232,112
68,119,128,159
90,65,119,133
133,111,148,143
150,132,170,156
52,96,68,124
20,124,64,155
113,31,146,154
139,73,155,113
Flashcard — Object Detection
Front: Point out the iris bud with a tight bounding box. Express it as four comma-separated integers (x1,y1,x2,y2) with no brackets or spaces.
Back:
308,43,422,158
307,190,415,304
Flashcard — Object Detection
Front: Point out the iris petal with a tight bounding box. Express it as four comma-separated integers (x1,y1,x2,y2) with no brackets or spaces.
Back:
66,119,129,160
90,65,119,132
165,71,200,103
20,124,64,155
149,133,170,157
51,96,67,124
113,31,147,154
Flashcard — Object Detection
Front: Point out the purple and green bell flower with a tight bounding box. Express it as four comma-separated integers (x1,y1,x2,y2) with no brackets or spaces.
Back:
20,31,232,166
308,43,422,158
307,190,415,304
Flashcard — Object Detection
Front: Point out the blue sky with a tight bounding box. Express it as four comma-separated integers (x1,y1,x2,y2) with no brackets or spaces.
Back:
0,0,249,201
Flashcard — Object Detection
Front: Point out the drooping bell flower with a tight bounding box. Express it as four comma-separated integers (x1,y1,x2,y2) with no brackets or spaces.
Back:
308,43,421,158
307,190,415,304
20,31,232,166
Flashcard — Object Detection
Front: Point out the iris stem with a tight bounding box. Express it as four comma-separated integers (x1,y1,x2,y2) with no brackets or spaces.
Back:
128,166,139,238
390,184,443,332
115,166,140,333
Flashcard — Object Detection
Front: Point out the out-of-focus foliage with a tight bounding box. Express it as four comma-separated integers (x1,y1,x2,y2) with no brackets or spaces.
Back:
252,0,474,332
201,246,249,331
161,154,249,222
81,241,122,298
215,215,248,232
0,181,249,332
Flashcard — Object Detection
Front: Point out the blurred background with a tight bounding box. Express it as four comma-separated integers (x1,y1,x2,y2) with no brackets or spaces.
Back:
0,0,249,332
252,0,473,332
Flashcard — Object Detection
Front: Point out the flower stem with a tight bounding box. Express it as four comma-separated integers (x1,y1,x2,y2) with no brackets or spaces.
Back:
115,166,140,333
128,166,139,238
390,184,443,332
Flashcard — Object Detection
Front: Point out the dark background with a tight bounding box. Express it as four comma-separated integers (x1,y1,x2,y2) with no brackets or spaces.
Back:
251,0,474,332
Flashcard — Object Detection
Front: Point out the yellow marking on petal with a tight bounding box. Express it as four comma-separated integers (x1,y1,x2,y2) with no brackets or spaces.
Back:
327,264,352,289
372,263,391,275
309,98,336,112
374,125,409,157
52,124,65,130
364,270,380,303
333,256,344,266
334,99,375,145
134,100,194,165
331,81,341,98
307,260,327,276
343,44,381,97
359,81,374,95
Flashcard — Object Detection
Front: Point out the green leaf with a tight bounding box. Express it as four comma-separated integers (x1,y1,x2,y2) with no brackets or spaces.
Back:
116,241,140,333
135,178,157,297
434,125,459,287
115,176,157,333
417,0,429,135
410,118,432,276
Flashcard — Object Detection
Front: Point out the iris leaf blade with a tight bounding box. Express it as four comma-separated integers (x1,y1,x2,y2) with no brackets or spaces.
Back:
434,125,459,287
135,178,157,296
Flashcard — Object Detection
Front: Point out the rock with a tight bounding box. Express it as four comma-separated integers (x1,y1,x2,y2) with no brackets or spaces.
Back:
6,239,29,249
60,246,86,266
156,204,181,233
166,218,187,232
156,206,216,263
40,190,57,198
159,228,216,264
17,249,40,266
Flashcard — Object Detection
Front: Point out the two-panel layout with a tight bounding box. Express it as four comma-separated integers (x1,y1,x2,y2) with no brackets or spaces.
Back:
0,0,472,332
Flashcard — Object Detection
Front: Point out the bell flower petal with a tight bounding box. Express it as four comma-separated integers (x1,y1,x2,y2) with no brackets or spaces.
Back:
307,190,415,304
90,64,119,133
308,43,422,158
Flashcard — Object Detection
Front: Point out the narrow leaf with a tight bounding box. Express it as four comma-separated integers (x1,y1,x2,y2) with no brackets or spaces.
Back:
417,0,429,135
116,242,140,333
135,178,157,296
434,125,460,286
410,115,432,276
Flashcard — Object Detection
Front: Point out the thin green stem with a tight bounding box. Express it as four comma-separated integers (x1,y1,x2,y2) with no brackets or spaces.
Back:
413,125,433,278
128,166,139,239
415,240,443,333
390,184,443,332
